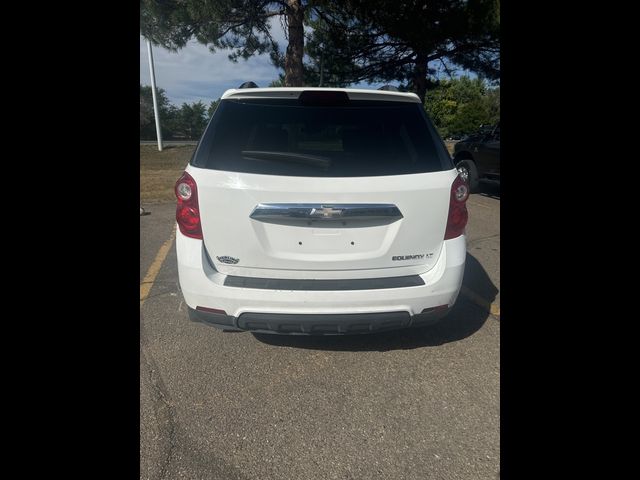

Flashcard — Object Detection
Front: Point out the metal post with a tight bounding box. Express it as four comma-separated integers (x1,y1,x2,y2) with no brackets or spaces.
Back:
146,40,163,151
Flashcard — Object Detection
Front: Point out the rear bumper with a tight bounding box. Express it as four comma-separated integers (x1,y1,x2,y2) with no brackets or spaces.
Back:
177,230,466,335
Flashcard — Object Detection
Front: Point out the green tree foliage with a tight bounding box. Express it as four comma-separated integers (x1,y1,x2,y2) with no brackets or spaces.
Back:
140,93,153,127
297,15,351,87
306,0,500,101
176,102,209,139
485,86,500,122
424,76,499,138
141,1,498,97
140,0,311,86
140,84,175,139
140,85,212,140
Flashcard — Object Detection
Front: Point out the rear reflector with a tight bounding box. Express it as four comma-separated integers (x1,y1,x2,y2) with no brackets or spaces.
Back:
196,306,227,315
421,305,449,314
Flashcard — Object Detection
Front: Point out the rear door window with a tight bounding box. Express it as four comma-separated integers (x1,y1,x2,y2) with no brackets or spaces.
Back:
192,98,452,177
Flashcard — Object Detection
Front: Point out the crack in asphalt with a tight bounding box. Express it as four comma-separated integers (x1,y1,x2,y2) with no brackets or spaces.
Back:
140,293,249,480
140,314,178,480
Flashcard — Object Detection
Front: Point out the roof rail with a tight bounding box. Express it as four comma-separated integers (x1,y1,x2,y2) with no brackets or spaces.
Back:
238,81,259,89
377,85,399,92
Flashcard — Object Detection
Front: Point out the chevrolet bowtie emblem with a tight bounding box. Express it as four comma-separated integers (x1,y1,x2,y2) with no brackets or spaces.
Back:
310,206,344,218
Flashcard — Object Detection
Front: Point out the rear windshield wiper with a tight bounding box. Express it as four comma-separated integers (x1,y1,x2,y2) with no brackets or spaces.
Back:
241,151,331,169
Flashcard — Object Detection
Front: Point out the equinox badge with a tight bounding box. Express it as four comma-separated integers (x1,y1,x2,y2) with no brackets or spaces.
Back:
392,253,432,261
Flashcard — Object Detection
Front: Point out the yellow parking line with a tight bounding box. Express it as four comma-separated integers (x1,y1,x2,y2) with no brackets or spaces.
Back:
140,226,176,305
460,286,500,319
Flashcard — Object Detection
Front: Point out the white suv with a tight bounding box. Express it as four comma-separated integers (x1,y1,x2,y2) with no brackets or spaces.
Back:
175,86,469,334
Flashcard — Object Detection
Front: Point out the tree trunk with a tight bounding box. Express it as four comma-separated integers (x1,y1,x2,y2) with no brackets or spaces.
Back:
413,52,428,103
285,0,305,87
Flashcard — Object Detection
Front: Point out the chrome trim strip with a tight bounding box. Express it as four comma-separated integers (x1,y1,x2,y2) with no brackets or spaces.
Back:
249,203,403,221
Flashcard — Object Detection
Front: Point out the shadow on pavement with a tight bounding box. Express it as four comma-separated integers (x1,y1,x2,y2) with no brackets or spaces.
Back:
463,253,499,307
252,253,498,352
478,182,500,199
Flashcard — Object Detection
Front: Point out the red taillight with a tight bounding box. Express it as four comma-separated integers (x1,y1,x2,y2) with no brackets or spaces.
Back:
175,171,202,239
444,174,469,240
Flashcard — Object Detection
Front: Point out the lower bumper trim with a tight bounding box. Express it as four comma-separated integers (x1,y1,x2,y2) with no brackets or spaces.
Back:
238,311,411,334
187,307,447,334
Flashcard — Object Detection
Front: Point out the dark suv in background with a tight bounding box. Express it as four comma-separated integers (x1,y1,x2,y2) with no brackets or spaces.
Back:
453,122,500,192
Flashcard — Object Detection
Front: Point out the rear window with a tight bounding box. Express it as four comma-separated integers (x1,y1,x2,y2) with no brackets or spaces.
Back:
192,97,452,177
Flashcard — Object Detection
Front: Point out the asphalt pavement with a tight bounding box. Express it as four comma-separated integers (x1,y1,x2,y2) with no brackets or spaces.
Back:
140,186,500,480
